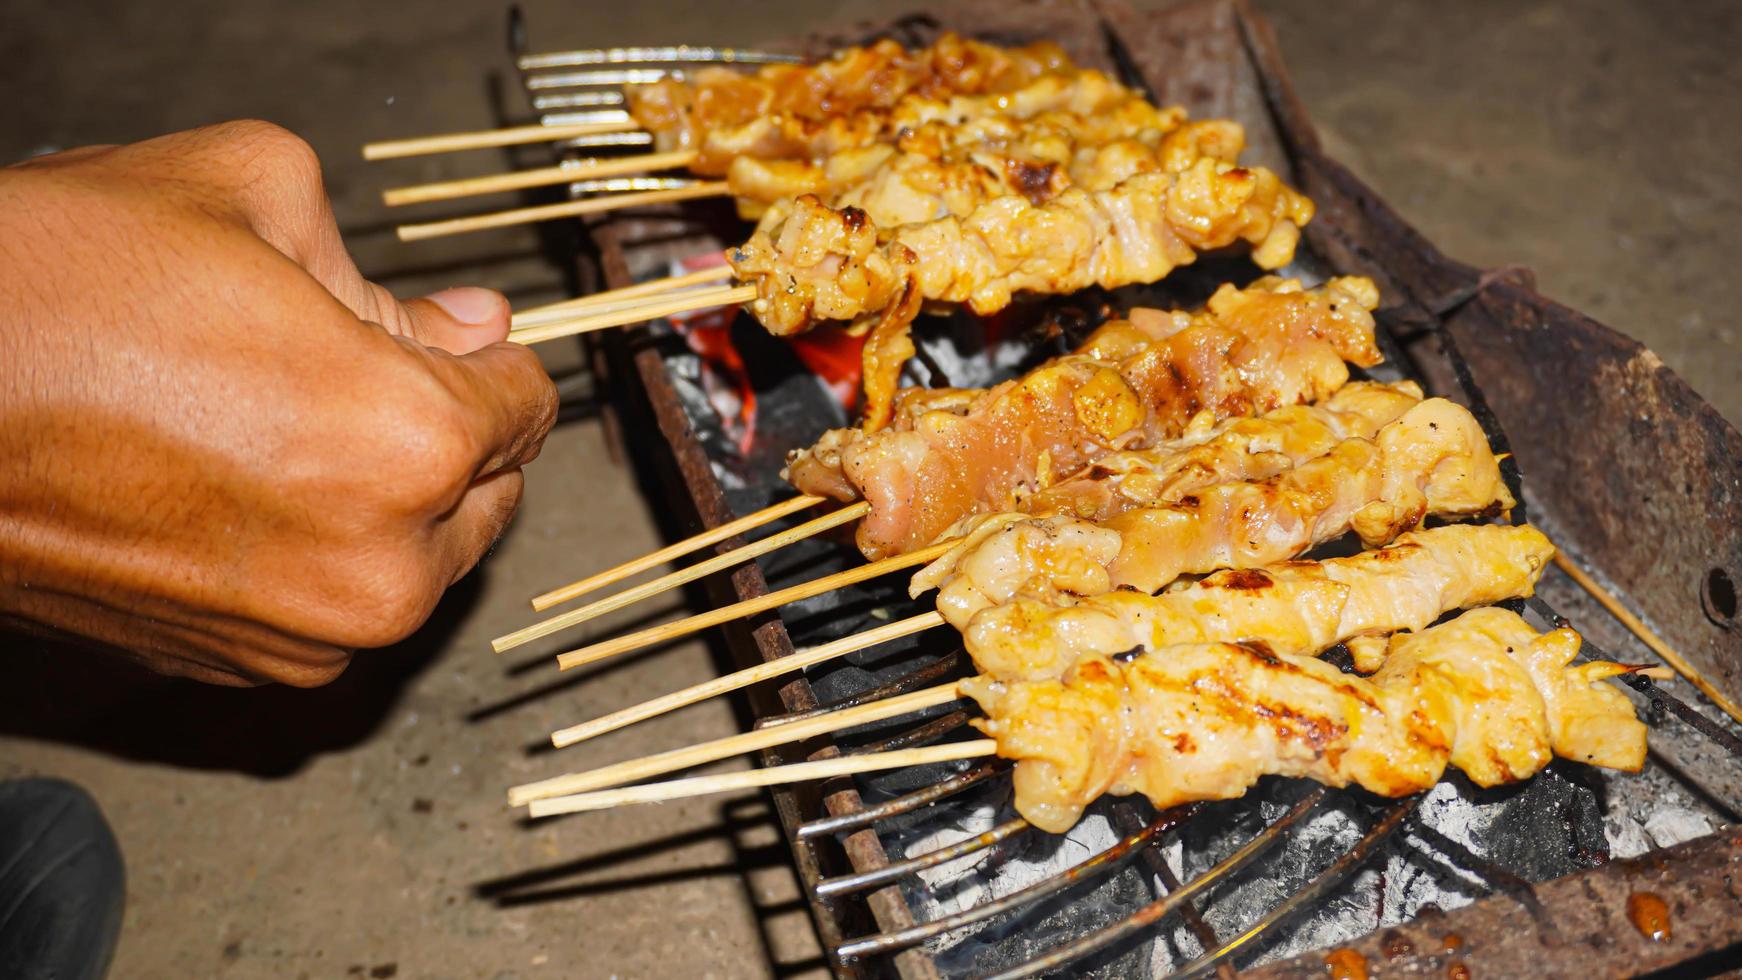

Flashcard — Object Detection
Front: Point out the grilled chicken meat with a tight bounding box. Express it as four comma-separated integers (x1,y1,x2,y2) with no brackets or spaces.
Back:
959,522,1555,682
964,606,1648,832
918,397,1515,625
783,277,1383,558
729,154,1313,337
725,116,1236,224
625,32,1074,167
644,64,1167,177
1023,379,1424,523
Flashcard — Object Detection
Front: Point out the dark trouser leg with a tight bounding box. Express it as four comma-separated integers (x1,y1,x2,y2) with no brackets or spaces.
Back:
0,778,126,980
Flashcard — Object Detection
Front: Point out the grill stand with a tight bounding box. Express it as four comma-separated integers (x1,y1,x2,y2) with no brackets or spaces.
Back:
506,0,1742,974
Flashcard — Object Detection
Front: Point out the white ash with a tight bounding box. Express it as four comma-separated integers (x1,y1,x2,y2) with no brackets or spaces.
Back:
1603,753,1724,858
901,797,1125,948
1644,808,1714,849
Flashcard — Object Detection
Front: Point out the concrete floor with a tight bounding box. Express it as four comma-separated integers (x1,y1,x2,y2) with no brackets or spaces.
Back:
1,2,1737,978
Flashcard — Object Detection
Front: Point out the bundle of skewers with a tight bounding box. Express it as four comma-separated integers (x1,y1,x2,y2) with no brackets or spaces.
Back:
365,32,1723,840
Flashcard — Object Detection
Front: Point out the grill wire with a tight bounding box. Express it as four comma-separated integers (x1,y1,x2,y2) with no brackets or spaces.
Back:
499,20,1742,978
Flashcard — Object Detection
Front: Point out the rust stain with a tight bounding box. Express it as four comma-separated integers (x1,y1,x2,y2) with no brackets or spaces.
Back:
1324,947,1369,980
1626,890,1672,942
1447,961,1472,980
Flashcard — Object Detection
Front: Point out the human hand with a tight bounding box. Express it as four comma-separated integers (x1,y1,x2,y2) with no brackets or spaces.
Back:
0,121,558,686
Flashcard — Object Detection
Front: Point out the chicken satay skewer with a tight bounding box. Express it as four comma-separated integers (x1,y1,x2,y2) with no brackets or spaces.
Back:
518,648,1667,808
379,106,1135,209
531,395,1502,669
542,518,1545,754
364,33,1071,162
456,133,1315,435
376,40,1116,217
919,395,1512,627
392,102,1208,242
517,608,1650,818
510,378,1420,649
390,103,1217,235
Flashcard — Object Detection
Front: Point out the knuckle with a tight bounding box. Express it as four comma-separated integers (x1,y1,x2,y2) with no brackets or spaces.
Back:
402,404,480,497
203,120,328,249
221,120,321,177
355,363,481,506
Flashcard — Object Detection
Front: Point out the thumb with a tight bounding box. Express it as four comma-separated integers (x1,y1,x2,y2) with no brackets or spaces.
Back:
399,287,512,355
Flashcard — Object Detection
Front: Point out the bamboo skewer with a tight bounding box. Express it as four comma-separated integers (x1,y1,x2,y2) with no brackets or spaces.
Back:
362,121,645,161
525,739,997,817
382,150,701,206
514,680,964,805
548,611,945,747
530,494,828,611
555,540,957,670
493,502,870,653
511,265,736,331
532,497,826,608
508,282,743,339
509,284,758,345
508,290,714,335
1552,553,1742,726
396,181,730,241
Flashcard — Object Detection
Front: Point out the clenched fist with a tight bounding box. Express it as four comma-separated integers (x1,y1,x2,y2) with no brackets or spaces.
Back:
0,121,558,687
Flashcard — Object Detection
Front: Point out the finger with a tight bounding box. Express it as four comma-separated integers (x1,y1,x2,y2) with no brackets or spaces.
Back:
399,288,512,354
420,340,559,478
431,469,526,587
